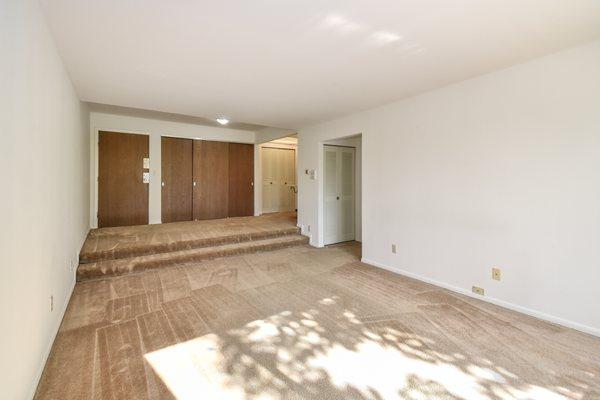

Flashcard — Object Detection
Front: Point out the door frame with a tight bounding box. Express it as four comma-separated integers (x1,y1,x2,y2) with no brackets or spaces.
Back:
261,146,297,214
256,142,298,216
322,144,356,246
92,128,150,228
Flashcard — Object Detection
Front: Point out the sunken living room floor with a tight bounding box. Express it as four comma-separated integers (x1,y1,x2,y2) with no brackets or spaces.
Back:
35,242,600,400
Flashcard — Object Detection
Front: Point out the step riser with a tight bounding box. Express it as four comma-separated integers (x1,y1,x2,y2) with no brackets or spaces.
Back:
77,236,308,281
80,227,301,263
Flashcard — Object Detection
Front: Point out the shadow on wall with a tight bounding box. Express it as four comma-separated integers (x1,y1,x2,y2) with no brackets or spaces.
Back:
143,272,594,400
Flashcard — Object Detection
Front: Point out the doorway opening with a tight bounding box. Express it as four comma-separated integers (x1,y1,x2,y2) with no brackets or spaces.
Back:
322,134,362,246
260,135,298,215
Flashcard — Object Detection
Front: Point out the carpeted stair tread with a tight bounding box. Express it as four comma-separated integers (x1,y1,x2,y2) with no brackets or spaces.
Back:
79,226,300,263
77,234,309,281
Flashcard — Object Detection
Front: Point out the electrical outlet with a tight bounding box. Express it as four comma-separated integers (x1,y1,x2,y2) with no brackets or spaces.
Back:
391,244,397,254
472,286,485,296
492,267,501,281
50,295,54,312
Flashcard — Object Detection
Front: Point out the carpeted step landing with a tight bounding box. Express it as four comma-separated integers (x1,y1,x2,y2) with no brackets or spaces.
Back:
77,234,308,281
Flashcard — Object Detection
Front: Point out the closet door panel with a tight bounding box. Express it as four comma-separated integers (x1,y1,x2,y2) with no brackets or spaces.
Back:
323,145,355,245
161,137,193,223
339,148,355,241
323,147,339,245
229,143,254,217
193,140,229,220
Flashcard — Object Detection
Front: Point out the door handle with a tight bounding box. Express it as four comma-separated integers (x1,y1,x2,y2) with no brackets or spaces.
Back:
193,182,196,187
336,196,340,200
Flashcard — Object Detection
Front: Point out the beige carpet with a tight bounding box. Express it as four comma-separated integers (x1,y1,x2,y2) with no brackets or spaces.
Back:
35,242,600,400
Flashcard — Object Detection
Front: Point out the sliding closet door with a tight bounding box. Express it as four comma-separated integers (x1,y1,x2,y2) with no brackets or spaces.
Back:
282,148,296,211
193,140,229,220
161,137,193,223
228,143,254,217
262,147,295,213
323,145,355,245
262,147,276,213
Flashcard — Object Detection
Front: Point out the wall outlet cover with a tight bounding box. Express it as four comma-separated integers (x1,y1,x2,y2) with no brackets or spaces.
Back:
472,286,485,296
392,244,397,254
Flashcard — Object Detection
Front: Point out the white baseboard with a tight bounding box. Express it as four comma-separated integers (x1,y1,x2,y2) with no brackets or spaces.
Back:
361,257,600,338
28,277,76,399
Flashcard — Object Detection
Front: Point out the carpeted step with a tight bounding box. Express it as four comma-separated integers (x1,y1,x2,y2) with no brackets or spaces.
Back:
79,226,300,263
77,234,309,281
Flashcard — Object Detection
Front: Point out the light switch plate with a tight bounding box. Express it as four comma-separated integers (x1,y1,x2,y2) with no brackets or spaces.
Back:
143,172,150,183
143,157,150,169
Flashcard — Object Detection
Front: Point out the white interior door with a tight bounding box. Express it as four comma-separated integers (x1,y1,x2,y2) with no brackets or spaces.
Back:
324,145,355,245
262,147,296,213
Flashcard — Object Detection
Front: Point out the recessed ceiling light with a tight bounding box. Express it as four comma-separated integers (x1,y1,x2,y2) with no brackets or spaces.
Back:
216,118,229,125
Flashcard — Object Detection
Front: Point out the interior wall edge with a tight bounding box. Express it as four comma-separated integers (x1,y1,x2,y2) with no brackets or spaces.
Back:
28,279,76,400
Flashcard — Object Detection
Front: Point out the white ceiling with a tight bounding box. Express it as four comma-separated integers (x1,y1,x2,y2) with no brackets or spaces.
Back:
41,0,600,129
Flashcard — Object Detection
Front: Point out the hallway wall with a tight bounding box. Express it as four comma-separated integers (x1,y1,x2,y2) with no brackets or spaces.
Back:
0,1,91,398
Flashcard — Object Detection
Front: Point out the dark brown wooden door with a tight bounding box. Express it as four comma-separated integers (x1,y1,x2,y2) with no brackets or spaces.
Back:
228,143,254,217
193,140,229,220
98,131,149,227
161,137,193,223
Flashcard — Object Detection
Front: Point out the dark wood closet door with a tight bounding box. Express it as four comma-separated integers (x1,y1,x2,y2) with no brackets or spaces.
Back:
161,137,193,223
98,131,149,227
193,140,229,220
228,143,254,217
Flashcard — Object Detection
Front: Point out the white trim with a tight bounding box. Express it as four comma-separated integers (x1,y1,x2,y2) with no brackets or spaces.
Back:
28,277,76,399
361,257,600,338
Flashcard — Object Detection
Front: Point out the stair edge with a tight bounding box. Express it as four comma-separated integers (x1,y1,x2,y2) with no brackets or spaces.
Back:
79,226,301,263
77,234,309,281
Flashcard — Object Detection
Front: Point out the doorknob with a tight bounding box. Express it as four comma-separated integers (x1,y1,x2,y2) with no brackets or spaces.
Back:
193,182,196,187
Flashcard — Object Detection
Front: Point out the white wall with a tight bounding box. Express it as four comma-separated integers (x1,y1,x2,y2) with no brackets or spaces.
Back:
298,40,600,335
255,127,297,144
0,1,90,398
89,112,255,226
